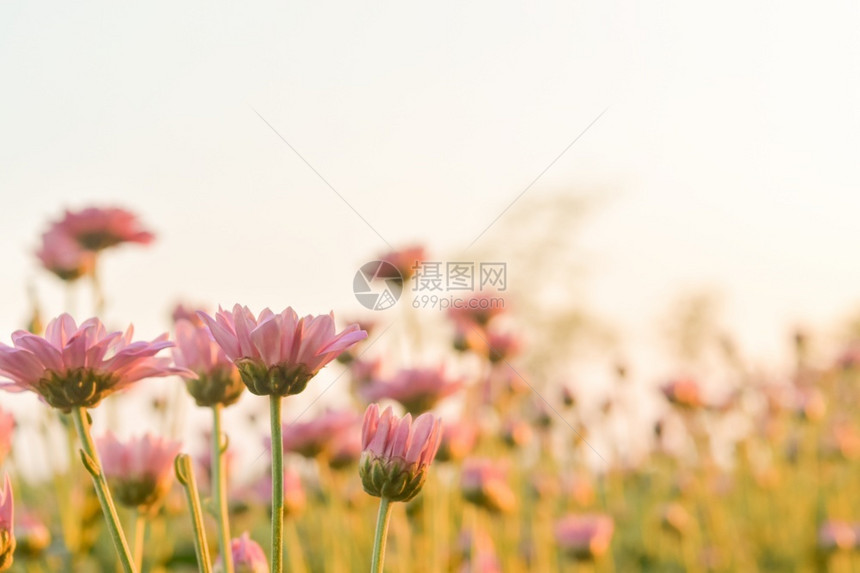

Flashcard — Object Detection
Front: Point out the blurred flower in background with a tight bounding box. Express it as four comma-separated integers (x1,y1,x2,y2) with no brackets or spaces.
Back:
98,432,182,512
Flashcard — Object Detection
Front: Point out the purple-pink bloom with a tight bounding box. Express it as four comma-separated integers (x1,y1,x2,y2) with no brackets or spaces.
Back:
198,305,367,396
97,432,182,511
661,378,704,409
0,314,185,411
447,293,507,328
14,512,50,557
35,227,95,281
361,366,463,414
435,419,479,462
378,245,426,281
359,404,442,502
250,468,306,517
0,474,13,570
280,409,360,459
173,319,243,407
554,513,615,560
818,520,859,551
215,532,268,573
51,206,154,252
460,459,517,513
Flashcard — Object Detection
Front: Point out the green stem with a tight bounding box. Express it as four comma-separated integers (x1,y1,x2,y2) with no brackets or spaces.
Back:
270,397,284,573
133,513,146,571
175,454,213,573
371,497,393,573
70,407,137,573
212,404,234,573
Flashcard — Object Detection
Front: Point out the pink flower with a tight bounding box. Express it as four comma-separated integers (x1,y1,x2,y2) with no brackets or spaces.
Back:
485,330,521,363
501,418,533,448
460,459,516,514
361,366,463,414
435,420,479,462
454,529,501,573
35,227,95,281
14,513,50,557
0,314,185,411
0,474,14,570
378,245,426,281
447,293,506,328
173,319,243,407
661,378,703,409
97,432,182,511
554,514,615,560
251,468,306,517
51,206,154,252
171,303,206,327
199,305,367,396
328,429,363,470
0,409,13,468
359,404,442,501
215,532,268,573
280,409,360,459
818,520,860,551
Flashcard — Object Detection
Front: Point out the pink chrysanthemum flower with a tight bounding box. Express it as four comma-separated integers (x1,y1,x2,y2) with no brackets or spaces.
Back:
97,432,182,512
280,409,359,459
435,420,479,462
818,520,860,551
554,513,615,560
51,206,154,252
359,404,441,502
215,532,269,573
378,245,426,281
251,468,306,517
14,513,50,558
0,475,14,570
460,459,517,513
173,319,243,407
328,429,363,470
0,409,13,468
447,293,506,328
198,305,367,397
0,314,185,411
361,366,463,414
661,378,703,409
35,227,95,281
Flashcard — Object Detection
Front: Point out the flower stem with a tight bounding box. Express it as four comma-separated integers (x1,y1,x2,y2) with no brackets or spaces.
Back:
175,454,213,573
133,513,146,571
270,396,284,573
70,407,137,573
212,404,234,573
371,497,393,573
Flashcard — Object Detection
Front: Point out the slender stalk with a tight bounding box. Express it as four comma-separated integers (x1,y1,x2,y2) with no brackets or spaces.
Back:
212,404,234,573
270,397,284,573
132,513,146,572
371,497,393,573
70,407,137,573
175,454,213,573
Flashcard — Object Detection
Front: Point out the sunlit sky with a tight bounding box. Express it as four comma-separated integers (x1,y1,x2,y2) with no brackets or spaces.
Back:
2,1,860,378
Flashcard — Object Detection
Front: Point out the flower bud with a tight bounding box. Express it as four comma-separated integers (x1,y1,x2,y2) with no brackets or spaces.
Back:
359,404,441,502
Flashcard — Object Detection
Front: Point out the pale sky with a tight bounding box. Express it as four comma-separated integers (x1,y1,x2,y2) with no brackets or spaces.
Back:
1,1,860,420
